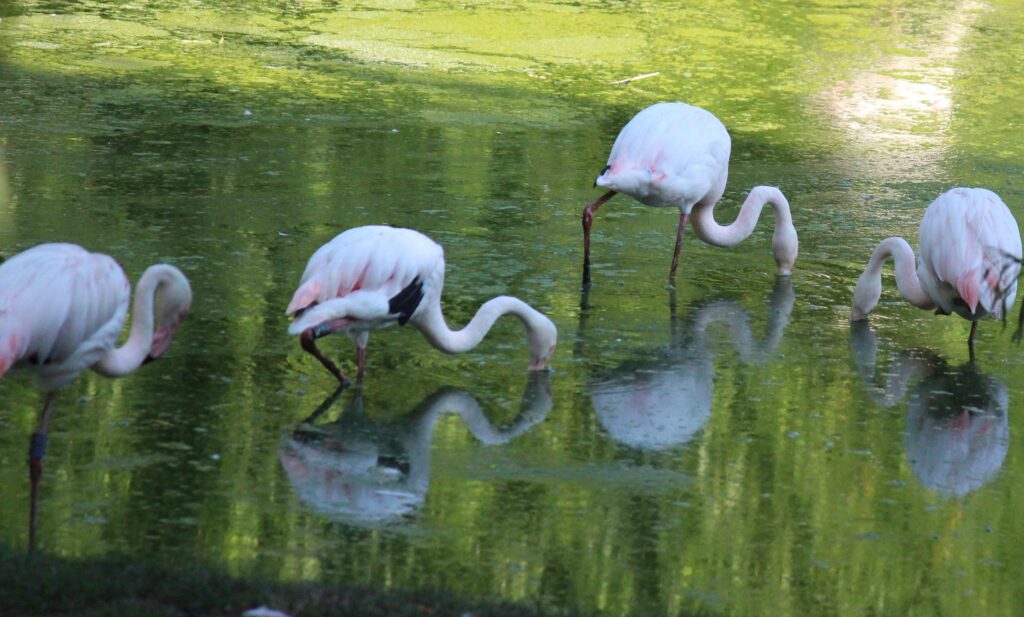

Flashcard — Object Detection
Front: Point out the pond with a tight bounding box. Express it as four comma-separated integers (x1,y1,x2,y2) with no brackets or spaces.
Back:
2,0,1024,614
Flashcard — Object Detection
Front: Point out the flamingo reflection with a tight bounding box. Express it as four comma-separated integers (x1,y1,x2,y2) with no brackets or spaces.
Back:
587,279,795,451
850,322,1009,497
278,373,551,525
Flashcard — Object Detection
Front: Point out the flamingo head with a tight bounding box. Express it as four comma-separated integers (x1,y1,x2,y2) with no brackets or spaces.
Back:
773,224,799,276
146,264,192,361
850,270,882,322
527,314,558,371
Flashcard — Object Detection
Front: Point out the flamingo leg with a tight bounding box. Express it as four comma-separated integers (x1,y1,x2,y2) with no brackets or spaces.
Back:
300,328,351,387
582,190,617,286
668,211,690,284
968,321,978,363
356,345,367,379
28,392,57,551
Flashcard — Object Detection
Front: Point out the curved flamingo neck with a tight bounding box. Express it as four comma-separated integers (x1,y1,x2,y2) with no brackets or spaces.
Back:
865,237,934,309
689,185,798,274
414,296,548,355
92,269,162,378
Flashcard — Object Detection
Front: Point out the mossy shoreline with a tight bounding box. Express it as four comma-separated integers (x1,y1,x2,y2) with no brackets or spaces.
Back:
0,545,583,617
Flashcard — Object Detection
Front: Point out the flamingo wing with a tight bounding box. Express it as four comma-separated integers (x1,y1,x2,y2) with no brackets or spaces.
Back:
0,244,129,387
286,226,442,328
918,188,1022,318
387,277,425,325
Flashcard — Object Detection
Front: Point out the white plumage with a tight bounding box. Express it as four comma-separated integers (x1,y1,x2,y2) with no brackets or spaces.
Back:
582,101,798,285
0,242,192,548
851,187,1022,347
287,225,557,385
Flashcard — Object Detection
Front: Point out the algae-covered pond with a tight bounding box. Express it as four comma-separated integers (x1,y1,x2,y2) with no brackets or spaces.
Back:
3,1,1024,615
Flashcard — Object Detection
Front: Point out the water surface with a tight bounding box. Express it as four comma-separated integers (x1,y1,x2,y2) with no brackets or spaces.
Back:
2,1,1024,615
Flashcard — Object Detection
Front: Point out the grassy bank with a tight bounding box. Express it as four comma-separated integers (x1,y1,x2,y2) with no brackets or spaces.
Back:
0,545,583,617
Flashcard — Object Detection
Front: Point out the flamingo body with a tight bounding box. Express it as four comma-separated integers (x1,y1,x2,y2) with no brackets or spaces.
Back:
287,225,557,384
851,187,1022,344
582,102,797,285
287,226,444,341
917,188,1021,320
0,242,192,548
0,244,128,390
596,102,730,209
0,243,192,387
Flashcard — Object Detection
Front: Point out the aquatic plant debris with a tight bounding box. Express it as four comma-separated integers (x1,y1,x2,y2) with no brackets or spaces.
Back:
609,71,660,85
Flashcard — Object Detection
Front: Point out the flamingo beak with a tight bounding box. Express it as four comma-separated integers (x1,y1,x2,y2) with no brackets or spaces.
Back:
529,345,556,371
148,323,179,361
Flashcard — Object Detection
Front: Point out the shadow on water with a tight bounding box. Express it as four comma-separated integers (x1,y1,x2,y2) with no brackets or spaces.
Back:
579,278,795,452
279,373,552,526
0,543,593,617
850,321,1009,497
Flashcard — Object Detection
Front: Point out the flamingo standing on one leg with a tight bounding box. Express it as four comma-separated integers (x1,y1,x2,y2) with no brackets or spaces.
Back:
286,225,557,386
582,101,799,286
850,187,1022,353
0,243,192,549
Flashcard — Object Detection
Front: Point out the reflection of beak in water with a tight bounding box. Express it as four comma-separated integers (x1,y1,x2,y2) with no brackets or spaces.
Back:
589,279,794,451
278,373,552,526
849,322,1009,497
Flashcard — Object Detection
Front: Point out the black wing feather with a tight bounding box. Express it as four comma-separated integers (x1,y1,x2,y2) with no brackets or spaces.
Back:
388,277,424,326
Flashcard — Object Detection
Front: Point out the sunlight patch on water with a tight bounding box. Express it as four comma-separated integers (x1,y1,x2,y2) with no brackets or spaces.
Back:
815,0,989,181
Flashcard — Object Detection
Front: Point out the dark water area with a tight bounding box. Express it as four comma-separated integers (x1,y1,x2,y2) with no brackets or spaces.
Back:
2,1,1024,615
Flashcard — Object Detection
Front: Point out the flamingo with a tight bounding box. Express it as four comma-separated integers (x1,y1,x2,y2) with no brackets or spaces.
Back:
582,101,798,286
850,187,1022,351
0,243,192,548
286,225,558,385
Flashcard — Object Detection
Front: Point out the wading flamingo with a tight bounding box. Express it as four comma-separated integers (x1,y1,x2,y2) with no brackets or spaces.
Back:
582,101,798,286
0,243,192,548
286,225,557,386
850,187,1022,351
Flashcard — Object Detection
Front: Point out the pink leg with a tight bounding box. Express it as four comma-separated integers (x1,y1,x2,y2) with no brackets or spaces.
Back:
582,191,617,286
300,328,351,386
668,211,689,283
28,392,57,551
356,346,366,379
